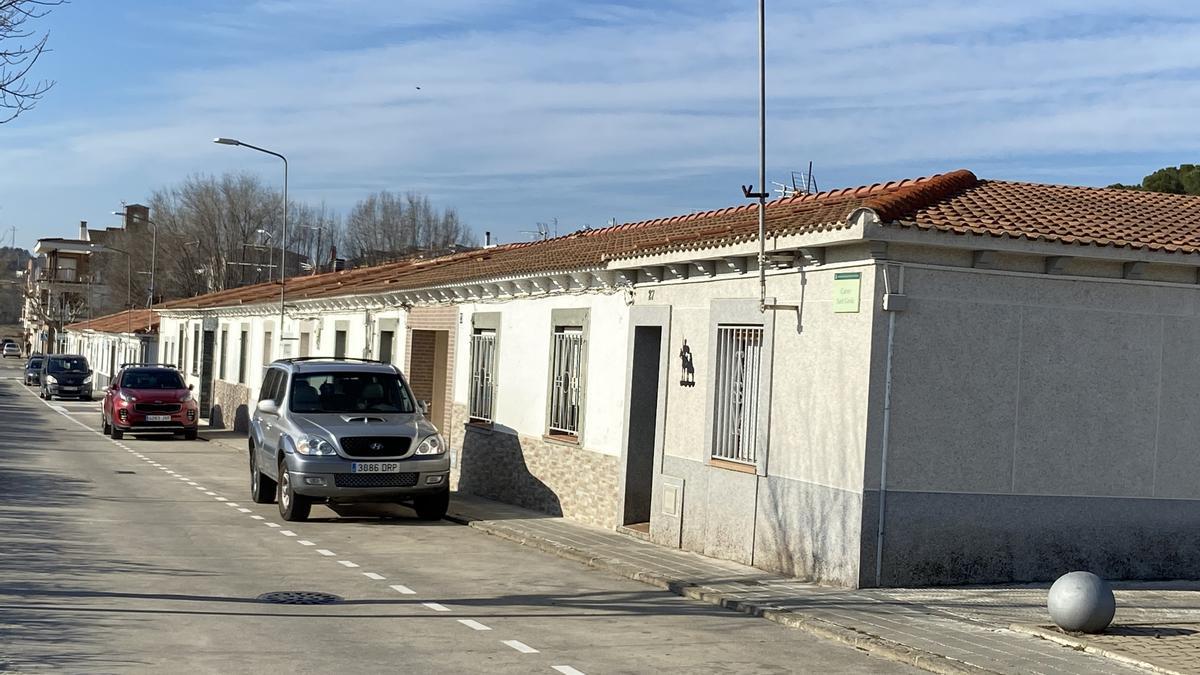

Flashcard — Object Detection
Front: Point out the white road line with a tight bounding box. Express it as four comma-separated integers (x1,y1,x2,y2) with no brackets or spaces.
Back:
502,640,538,654
279,530,297,537
389,584,415,595
552,667,586,675
227,503,240,508
316,549,335,556
204,491,217,495
362,572,385,580
186,481,198,486
215,497,228,502
250,515,265,520
49,404,68,414
238,508,252,513
194,486,206,491
297,540,315,546
337,560,359,568
264,522,280,528
458,619,491,631
422,602,450,612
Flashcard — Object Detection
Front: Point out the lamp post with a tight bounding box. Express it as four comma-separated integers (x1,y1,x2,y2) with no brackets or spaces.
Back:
214,137,288,354
113,209,157,332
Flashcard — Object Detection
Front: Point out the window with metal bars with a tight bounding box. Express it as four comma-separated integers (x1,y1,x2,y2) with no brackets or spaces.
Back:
547,326,585,437
711,325,764,465
469,330,497,422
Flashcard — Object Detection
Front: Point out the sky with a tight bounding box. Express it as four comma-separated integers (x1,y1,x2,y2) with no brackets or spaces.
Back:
3,0,1200,251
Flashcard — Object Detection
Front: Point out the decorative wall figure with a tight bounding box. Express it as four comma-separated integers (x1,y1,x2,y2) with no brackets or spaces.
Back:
679,340,696,387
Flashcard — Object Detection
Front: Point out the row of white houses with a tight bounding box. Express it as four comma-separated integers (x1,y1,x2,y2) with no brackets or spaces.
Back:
67,170,1200,587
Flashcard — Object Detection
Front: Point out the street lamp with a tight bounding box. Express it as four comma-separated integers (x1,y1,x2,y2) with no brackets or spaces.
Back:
113,209,157,332
214,137,288,354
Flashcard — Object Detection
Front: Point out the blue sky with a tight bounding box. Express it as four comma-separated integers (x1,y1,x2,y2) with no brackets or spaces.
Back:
4,0,1200,250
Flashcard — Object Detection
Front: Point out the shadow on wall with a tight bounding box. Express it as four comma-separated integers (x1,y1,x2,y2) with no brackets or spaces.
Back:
456,424,562,518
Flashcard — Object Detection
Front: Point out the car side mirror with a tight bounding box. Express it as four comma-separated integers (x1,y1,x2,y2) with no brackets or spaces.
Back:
256,399,279,415
418,400,430,415
188,383,194,390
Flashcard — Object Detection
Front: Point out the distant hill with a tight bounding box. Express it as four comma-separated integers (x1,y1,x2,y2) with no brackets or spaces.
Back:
0,247,32,324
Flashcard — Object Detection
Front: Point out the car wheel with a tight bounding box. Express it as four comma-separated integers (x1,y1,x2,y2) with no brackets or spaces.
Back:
111,427,124,440
250,447,276,504
412,489,450,521
102,416,111,436
277,459,310,521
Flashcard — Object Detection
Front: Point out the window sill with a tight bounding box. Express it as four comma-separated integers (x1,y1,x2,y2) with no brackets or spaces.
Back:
466,420,494,435
709,458,758,475
543,432,580,446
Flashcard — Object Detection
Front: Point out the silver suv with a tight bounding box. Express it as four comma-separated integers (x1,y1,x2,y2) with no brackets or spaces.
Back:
248,357,450,522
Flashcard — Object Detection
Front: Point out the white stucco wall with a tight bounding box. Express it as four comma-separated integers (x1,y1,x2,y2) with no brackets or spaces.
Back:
454,292,630,457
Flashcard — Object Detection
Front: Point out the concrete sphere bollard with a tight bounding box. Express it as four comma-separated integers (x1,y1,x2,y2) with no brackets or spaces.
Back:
1048,571,1115,633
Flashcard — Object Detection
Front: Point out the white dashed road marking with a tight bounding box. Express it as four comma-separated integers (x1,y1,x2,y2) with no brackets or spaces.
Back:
458,619,491,631
316,549,335,556
389,584,415,594
297,540,314,546
238,508,252,513
337,560,359,568
264,522,280,528
279,530,297,537
362,572,385,580
250,515,265,520
552,667,586,675
422,602,450,612
502,640,538,654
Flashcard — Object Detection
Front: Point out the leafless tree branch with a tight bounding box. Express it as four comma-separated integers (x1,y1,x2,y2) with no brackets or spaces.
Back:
0,0,63,123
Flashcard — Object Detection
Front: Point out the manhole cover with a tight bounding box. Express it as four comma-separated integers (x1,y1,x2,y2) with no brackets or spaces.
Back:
257,591,341,605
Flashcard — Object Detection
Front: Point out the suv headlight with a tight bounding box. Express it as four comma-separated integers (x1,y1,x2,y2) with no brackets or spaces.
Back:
117,390,135,402
180,391,193,402
295,434,338,456
414,434,446,456
45,375,57,384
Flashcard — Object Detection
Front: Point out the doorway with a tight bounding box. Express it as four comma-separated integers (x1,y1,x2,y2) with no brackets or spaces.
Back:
623,325,662,528
199,330,215,418
408,329,450,430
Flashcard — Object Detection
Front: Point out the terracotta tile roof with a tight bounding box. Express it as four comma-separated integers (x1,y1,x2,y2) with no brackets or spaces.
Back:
154,169,1200,312
891,177,1200,253
65,309,159,335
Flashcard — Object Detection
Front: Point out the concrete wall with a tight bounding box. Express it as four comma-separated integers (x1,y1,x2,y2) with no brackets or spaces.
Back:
641,265,877,586
874,262,1200,585
449,293,629,528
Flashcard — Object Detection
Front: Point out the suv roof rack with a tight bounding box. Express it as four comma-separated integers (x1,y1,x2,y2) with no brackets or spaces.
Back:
273,356,388,365
120,362,178,369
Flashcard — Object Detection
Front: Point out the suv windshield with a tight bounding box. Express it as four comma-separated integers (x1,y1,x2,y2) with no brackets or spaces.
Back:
121,369,184,389
46,356,88,373
28,358,42,369
289,372,415,414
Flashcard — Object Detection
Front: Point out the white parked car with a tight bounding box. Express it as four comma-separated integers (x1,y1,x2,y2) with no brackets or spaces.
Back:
2,343,20,358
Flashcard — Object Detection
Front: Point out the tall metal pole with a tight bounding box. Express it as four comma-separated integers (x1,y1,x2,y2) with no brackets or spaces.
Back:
756,0,767,312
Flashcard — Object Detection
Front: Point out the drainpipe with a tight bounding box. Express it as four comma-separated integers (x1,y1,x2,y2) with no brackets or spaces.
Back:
874,263,905,587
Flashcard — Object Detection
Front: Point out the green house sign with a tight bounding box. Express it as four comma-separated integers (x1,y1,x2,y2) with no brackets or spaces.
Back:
833,271,862,313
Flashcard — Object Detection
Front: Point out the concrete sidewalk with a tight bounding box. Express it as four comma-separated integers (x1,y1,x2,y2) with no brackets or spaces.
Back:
444,493,1167,675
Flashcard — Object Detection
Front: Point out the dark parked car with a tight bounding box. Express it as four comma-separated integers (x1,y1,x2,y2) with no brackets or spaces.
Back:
102,364,199,440
39,354,93,400
24,356,43,385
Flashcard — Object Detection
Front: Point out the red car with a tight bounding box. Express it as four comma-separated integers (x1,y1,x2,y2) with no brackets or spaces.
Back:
102,364,199,440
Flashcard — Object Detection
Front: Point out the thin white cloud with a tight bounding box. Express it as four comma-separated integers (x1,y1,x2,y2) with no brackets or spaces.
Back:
6,1,1200,244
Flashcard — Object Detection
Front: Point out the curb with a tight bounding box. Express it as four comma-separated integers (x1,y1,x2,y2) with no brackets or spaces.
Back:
445,511,998,675
1009,624,1184,675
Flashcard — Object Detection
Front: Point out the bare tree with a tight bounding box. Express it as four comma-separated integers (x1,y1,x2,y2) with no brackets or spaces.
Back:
345,190,475,265
0,0,62,123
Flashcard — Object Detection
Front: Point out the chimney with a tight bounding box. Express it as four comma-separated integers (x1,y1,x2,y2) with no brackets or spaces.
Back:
485,231,493,248
79,220,88,240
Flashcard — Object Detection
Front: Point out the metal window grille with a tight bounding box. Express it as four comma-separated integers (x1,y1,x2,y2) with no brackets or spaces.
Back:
469,330,497,422
712,325,763,465
548,327,584,436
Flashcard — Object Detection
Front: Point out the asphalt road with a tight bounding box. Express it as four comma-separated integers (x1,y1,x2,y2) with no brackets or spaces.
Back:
0,358,917,674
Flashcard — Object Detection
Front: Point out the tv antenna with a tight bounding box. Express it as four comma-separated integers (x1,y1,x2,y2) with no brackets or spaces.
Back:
773,161,818,198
